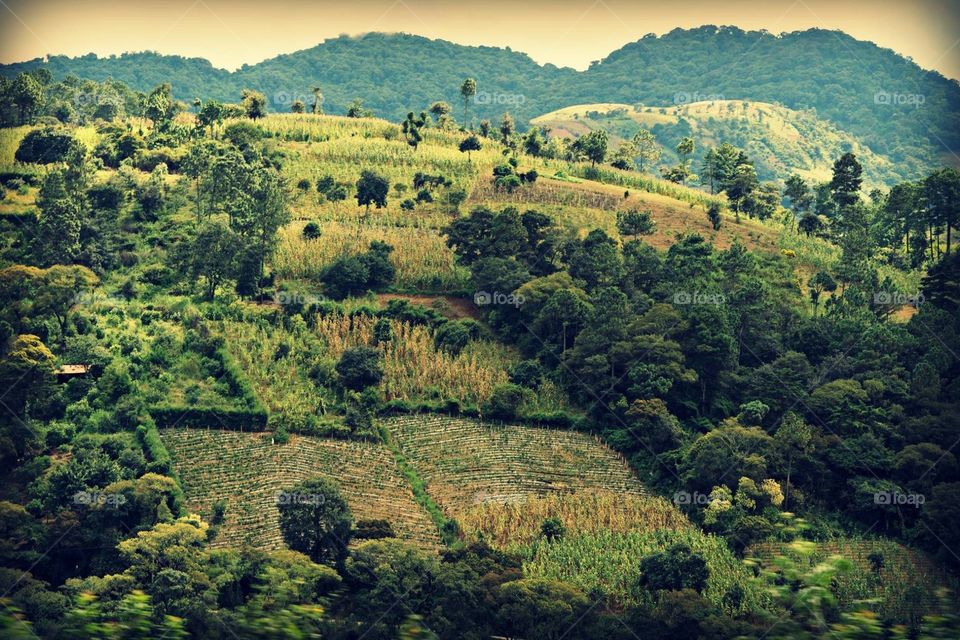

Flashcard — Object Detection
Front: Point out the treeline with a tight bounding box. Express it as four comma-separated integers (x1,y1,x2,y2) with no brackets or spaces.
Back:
3,27,958,169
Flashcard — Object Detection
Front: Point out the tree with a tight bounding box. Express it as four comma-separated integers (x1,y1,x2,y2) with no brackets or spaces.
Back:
632,128,661,172
311,85,323,114
784,174,812,221
572,129,608,168
356,170,389,214
178,220,240,298
499,113,515,144
808,271,836,315
144,83,177,130
774,412,814,508
638,544,709,593
676,136,695,165
460,77,477,128
616,210,655,238
798,212,823,237
290,99,305,113
611,141,637,170
195,99,225,137
459,134,482,161
924,168,960,254
10,72,43,124
241,89,267,119
428,101,452,124
402,111,425,150
707,202,722,230
830,152,863,207
36,265,99,344
726,164,758,220
335,346,383,390
277,478,352,567
36,169,83,265
345,98,372,118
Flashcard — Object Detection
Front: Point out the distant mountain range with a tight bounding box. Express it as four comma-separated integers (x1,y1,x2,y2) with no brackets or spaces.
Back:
3,26,958,180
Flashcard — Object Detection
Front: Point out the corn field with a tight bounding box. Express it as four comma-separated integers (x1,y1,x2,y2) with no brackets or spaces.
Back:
273,221,470,292
315,314,511,405
524,528,770,615
457,489,691,548
382,415,650,517
162,428,441,549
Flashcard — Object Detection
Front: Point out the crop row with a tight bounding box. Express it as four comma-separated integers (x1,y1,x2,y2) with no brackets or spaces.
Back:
160,429,440,550
381,415,649,517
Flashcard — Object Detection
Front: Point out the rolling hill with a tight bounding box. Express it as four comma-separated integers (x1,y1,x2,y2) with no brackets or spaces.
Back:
2,27,957,182
531,100,907,186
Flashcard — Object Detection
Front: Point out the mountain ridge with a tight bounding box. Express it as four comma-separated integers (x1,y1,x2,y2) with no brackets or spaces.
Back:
2,27,957,178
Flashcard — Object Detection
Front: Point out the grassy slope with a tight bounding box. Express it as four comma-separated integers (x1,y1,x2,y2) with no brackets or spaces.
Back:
531,100,901,187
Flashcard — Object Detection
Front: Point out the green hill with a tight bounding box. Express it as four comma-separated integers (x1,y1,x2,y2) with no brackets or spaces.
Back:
2,26,957,180
532,100,906,186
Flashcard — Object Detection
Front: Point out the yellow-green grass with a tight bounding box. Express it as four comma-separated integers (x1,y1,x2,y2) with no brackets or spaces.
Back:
218,318,336,422
162,428,441,549
458,489,690,548
382,415,648,517
525,528,770,615
748,538,960,622
0,124,100,167
272,220,469,292
316,314,516,407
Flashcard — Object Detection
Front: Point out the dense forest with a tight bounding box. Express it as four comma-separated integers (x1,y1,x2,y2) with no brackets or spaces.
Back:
0,23,959,640
2,26,958,178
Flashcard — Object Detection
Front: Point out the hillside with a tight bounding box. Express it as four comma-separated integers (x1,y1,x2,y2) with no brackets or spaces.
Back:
2,26,957,180
162,428,442,549
532,100,906,186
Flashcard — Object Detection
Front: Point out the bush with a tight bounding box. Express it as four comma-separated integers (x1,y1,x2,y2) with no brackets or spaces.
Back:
15,128,79,164
302,221,322,240
335,346,383,391
482,383,530,421
508,360,545,389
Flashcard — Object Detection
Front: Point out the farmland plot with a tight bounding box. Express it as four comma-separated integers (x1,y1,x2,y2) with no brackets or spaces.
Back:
382,415,649,515
162,429,440,550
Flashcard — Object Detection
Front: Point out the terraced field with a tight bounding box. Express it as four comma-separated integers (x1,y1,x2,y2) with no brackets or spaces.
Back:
161,429,440,550
382,415,649,516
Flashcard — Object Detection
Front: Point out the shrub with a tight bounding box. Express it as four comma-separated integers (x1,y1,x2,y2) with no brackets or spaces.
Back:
354,519,396,540
15,128,78,164
482,383,530,421
302,221,322,240
335,346,383,391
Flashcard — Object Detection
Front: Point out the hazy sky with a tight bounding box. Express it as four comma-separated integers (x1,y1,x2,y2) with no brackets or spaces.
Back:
2,0,959,79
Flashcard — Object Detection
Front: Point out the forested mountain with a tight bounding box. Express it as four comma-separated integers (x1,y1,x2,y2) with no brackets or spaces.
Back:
2,26,958,173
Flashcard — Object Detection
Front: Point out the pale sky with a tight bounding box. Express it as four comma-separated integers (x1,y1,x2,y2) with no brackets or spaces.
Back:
1,0,959,79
